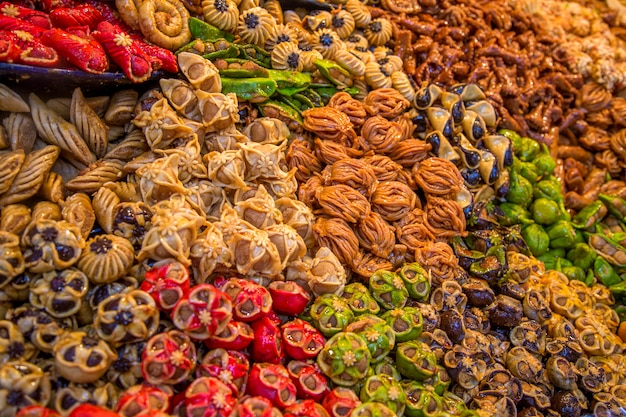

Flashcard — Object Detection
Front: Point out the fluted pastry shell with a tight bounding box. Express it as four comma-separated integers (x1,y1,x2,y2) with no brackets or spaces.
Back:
70,87,109,159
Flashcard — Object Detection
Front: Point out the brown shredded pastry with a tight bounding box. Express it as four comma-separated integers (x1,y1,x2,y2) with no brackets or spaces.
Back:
315,184,371,223
363,87,410,119
313,216,360,266
354,211,396,259
370,180,417,222
321,158,378,197
575,82,612,113
351,251,394,280
579,126,611,152
424,196,467,238
361,154,403,183
302,106,356,143
388,138,432,168
327,92,368,127
610,97,626,128
394,208,436,255
610,129,626,160
298,174,324,209
314,138,363,166
414,241,466,287
594,150,624,177
413,157,464,197
359,116,404,154
287,138,323,183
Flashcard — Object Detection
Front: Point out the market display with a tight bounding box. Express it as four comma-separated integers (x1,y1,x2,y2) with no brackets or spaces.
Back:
0,0,626,416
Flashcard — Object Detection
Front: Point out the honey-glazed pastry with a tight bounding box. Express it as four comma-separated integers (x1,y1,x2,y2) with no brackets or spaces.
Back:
29,94,94,167
361,154,402,183
94,290,159,347
370,180,417,222
0,232,24,288
242,117,290,145
334,49,366,77
322,158,378,197
351,251,394,279
394,208,435,254
316,184,371,224
300,48,324,73
137,0,191,50
190,222,232,282
105,89,139,126
0,150,25,196
265,223,307,270
53,330,116,384
29,268,89,319
415,241,465,287
133,98,195,150
70,87,109,159
302,10,332,31
60,193,96,241
237,7,275,46
138,197,205,265
364,87,411,119
413,157,464,197
345,0,371,28
0,145,59,207
116,0,142,30
0,204,31,235
78,234,135,285
159,78,201,122
354,211,395,259
103,181,141,203
21,219,85,273
313,216,359,266
202,0,239,32
388,139,432,168
302,106,355,144
328,91,367,127
270,41,304,72
306,246,347,296
205,149,247,189
185,178,227,219
391,71,416,102
104,129,150,161
264,23,297,52
38,172,65,204
163,137,207,183
65,159,125,194
136,153,188,204
226,227,282,277
234,185,282,229
275,197,315,248
360,116,404,154
3,112,37,153
287,138,322,183
178,52,222,93
364,18,392,46
195,91,239,132
0,360,51,414
0,84,28,113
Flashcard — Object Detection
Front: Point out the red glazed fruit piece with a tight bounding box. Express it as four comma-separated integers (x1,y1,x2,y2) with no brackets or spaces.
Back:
141,259,191,312
0,3,51,28
321,387,362,417
250,315,284,364
204,319,254,351
229,396,282,417
171,283,233,340
40,27,109,74
184,376,236,417
116,384,171,417
281,318,326,360
284,399,331,417
268,281,311,316
0,30,22,63
286,360,330,402
220,278,272,322
49,4,104,30
141,330,196,386
196,348,250,396
247,363,297,409
15,406,61,417
68,404,120,417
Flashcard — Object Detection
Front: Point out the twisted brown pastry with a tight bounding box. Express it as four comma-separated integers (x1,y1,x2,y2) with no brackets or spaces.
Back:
313,216,360,266
424,196,467,238
413,157,464,197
